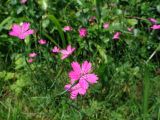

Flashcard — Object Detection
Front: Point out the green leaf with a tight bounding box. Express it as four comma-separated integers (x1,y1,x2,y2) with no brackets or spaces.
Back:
15,54,27,70
157,5,160,13
5,72,15,81
37,0,48,11
17,6,24,14
95,44,108,63
0,71,6,79
48,15,65,47
95,0,102,22
0,17,13,32
42,19,50,28
127,19,138,26
10,74,31,95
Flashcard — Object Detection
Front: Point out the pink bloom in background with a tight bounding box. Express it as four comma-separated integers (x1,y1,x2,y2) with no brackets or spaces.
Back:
29,52,37,58
127,27,133,32
9,22,34,40
52,46,60,53
79,28,87,38
148,18,157,24
113,32,121,40
103,23,109,29
151,25,160,30
60,45,75,60
63,26,73,32
27,58,33,63
38,39,47,45
20,0,27,4
65,61,98,99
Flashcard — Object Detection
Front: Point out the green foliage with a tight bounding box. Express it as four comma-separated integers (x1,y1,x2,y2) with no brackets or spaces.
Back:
0,0,160,119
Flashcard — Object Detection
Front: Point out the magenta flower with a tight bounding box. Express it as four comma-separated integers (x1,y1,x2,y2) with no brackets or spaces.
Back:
79,28,87,38
113,32,121,40
9,22,34,40
63,26,73,32
38,39,47,45
60,45,75,60
65,83,87,100
27,58,34,63
20,0,27,4
29,52,37,58
65,61,98,99
52,46,60,53
103,23,109,29
148,18,157,24
151,25,160,30
69,61,98,86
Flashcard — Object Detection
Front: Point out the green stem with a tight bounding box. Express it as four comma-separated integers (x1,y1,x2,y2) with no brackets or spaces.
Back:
141,44,160,119
146,44,160,64
143,64,150,120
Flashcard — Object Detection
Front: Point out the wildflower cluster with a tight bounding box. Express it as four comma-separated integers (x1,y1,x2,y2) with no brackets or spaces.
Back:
9,21,97,100
9,1,160,100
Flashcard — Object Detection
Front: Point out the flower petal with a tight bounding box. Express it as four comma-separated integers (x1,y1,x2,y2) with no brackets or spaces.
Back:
9,24,21,37
79,77,89,90
78,87,87,95
67,45,71,51
69,71,81,83
70,90,78,99
82,74,99,84
64,84,71,91
81,61,92,74
22,22,30,32
71,62,81,73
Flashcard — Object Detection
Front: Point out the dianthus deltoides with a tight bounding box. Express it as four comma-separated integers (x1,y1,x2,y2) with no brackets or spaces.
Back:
65,61,98,99
79,28,87,38
9,22,34,40
60,45,75,60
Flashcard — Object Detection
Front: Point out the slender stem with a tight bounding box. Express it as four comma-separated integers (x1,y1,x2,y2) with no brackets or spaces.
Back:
125,16,148,21
146,44,160,64
141,44,160,119
143,64,149,120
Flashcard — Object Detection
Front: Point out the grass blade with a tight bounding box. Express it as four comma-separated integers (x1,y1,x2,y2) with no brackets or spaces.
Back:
143,64,150,119
48,15,65,47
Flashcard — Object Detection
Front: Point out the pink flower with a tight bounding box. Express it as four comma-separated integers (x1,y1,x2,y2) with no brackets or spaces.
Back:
148,18,157,24
63,26,73,31
27,58,34,63
9,22,34,40
69,61,98,88
79,28,87,38
65,83,87,100
52,46,60,53
65,61,98,99
29,52,37,58
151,25,160,30
103,23,109,29
60,45,75,60
38,39,47,45
113,32,121,40
127,27,133,32
20,0,27,4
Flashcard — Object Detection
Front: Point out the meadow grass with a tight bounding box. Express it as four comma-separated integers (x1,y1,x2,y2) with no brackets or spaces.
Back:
0,0,160,120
